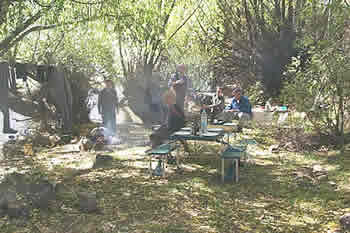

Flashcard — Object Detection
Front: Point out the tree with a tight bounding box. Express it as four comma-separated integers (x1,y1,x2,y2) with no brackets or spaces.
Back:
205,0,306,97
0,0,103,58
281,0,350,151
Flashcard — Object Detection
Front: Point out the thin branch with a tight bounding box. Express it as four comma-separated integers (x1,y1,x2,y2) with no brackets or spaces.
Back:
0,9,44,56
1,15,100,57
52,31,65,54
167,0,204,42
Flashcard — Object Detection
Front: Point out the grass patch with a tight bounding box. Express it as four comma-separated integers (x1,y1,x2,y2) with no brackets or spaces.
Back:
1,127,350,233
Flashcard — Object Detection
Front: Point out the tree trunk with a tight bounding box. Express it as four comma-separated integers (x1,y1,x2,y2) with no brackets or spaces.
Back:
338,83,345,153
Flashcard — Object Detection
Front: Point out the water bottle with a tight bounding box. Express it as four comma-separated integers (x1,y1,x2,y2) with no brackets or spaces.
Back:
200,110,208,135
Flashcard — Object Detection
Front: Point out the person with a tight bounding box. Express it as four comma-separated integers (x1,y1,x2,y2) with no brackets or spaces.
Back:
0,62,17,134
201,86,226,122
98,79,119,136
149,88,185,148
168,64,190,112
148,71,164,124
218,87,252,131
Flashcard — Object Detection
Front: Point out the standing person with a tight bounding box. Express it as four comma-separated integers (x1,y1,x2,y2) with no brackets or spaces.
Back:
0,62,17,134
168,64,190,112
98,79,119,136
218,87,252,131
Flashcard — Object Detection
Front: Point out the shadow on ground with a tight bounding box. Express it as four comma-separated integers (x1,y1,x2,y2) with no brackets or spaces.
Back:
1,125,350,233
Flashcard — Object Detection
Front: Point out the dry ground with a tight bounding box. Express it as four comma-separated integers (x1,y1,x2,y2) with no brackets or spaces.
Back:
1,125,350,233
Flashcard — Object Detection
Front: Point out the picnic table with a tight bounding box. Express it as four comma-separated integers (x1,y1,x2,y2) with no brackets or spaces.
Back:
147,122,255,182
169,125,246,182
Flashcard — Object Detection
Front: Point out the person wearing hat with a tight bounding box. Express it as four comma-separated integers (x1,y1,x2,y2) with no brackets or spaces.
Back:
98,79,119,136
218,87,252,131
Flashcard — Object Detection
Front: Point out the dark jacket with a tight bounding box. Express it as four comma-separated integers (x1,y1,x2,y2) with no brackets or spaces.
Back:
98,88,118,114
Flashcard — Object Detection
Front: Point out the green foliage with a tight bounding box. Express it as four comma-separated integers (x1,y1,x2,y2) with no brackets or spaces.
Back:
281,1,350,140
0,0,104,58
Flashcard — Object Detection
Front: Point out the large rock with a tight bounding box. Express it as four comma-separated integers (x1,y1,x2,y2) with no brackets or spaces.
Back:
0,173,56,218
93,154,113,169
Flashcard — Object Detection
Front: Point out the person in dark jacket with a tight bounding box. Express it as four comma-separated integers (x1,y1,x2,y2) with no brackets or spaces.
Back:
98,79,119,136
0,62,17,134
150,88,185,148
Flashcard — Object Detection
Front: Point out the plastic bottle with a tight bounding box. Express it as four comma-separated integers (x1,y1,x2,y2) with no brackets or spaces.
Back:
200,109,208,135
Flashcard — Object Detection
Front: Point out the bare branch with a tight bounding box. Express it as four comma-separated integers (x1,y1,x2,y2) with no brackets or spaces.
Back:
167,0,204,42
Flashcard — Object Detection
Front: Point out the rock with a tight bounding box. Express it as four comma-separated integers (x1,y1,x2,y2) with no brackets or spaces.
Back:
317,174,328,181
93,154,113,169
328,181,337,187
312,164,324,173
0,173,56,218
340,213,350,230
77,191,98,213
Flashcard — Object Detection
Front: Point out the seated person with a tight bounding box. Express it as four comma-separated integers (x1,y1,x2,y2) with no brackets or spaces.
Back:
150,88,185,148
201,86,226,122
217,87,252,131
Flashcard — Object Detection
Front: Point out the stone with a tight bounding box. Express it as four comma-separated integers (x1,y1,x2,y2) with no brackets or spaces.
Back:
328,181,337,187
77,191,98,213
340,213,350,230
0,173,56,218
312,164,324,173
317,174,328,182
93,154,113,169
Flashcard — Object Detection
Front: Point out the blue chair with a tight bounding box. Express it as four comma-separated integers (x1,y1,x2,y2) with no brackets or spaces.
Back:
145,142,178,177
